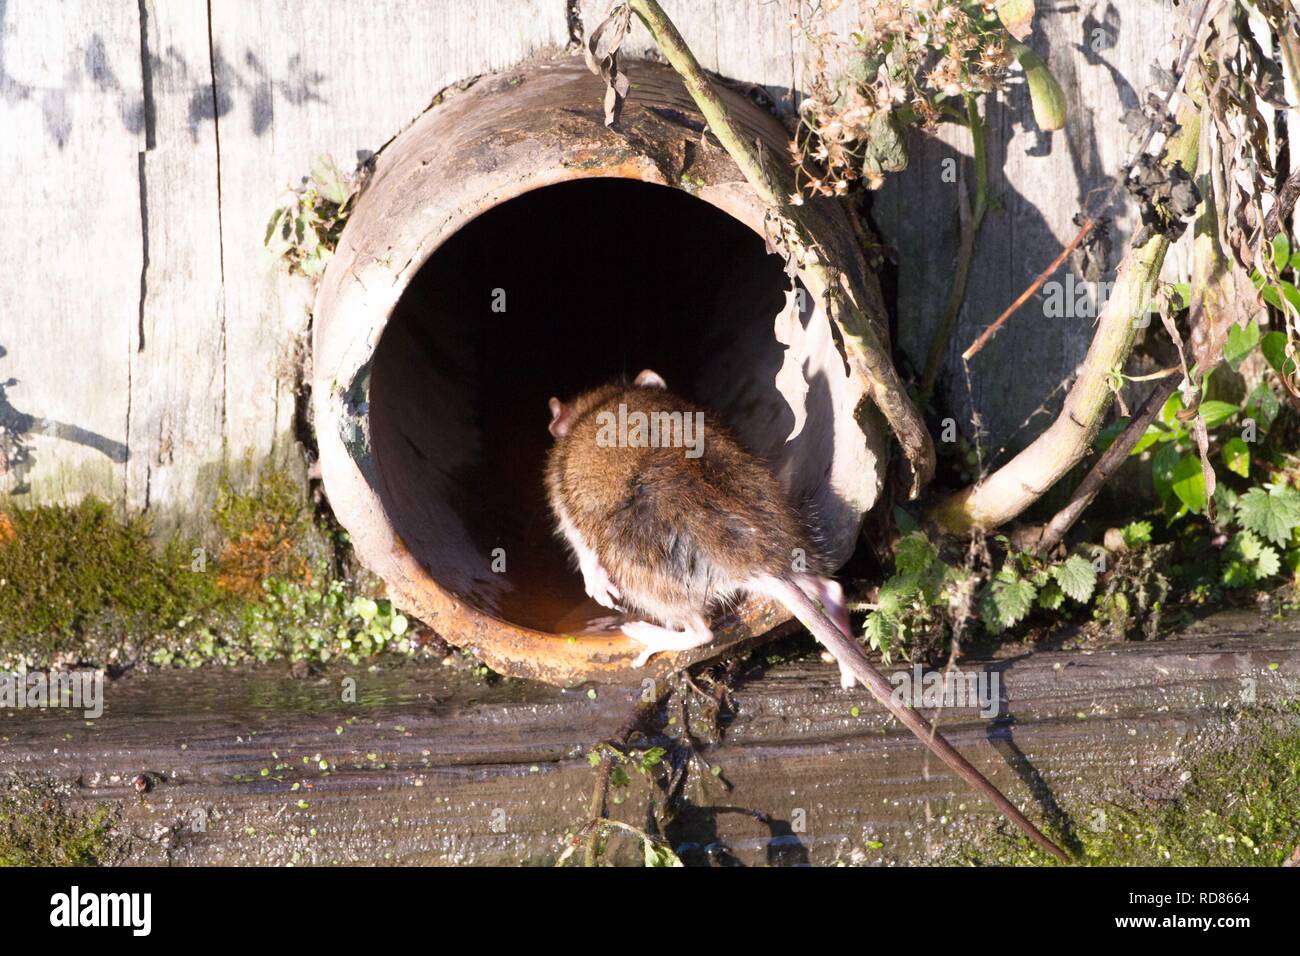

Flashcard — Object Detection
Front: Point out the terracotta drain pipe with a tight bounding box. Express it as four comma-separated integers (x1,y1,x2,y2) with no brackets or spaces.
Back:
312,56,887,686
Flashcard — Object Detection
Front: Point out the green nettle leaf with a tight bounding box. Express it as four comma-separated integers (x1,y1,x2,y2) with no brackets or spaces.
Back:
875,577,916,618
988,570,1036,630
1151,443,1181,509
1271,233,1291,272
1260,331,1298,378
1221,437,1250,478
864,611,894,655
1052,555,1097,603
1223,320,1260,371
1169,453,1208,514
1244,382,1280,434
1254,546,1281,580
1237,485,1300,547
1196,400,1238,429
1222,530,1281,586
894,532,936,575
1122,521,1152,547
1036,579,1064,610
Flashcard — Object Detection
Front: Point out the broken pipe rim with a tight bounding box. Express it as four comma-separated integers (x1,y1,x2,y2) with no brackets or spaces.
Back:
312,55,886,686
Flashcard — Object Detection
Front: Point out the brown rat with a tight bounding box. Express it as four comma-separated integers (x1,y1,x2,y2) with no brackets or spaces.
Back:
545,369,1070,863
545,367,852,670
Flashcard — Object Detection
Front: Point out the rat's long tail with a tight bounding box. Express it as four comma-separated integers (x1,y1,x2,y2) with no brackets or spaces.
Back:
757,574,1071,864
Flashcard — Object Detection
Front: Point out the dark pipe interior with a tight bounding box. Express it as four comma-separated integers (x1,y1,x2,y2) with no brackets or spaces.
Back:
369,178,832,634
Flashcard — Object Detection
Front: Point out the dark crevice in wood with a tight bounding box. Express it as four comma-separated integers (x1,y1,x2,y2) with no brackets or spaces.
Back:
204,0,228,447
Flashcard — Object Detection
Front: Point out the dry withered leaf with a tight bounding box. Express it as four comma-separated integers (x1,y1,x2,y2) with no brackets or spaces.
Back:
1128,155,1201,248
584,3,632,128
773,284,810,442
995,0,1036,42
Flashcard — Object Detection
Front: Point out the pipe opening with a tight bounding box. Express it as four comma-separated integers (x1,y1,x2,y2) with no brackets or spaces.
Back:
369,177,845,636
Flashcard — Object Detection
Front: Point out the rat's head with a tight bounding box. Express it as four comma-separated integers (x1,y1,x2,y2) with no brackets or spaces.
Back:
547,369,667,439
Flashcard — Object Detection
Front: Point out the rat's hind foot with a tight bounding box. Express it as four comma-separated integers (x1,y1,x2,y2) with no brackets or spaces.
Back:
623,616,713,668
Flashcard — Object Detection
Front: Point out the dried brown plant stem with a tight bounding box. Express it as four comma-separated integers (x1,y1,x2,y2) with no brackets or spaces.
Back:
1033,373,1181,557
626,0,935,498
923,95,990,397
961,0,1212,363
962,219,1095,362
628,0,1070,866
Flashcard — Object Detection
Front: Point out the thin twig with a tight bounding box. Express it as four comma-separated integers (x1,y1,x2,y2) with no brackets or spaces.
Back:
1034,374,1181,557
962,220,1095,362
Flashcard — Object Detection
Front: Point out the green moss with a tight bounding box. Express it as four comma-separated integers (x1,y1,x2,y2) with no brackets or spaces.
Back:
0,777,126,867
0,499,219,664
211,469,320,597
953,711,1300,866
0,469,430,672
213,467,311,543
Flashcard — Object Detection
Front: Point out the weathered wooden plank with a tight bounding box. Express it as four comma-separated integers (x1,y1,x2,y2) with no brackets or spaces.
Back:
602,0,802,106
4,0,570,527
1,0,1291,521
0,0,141,508
210,0,571,497
124,0,227,535
4,611,1297,865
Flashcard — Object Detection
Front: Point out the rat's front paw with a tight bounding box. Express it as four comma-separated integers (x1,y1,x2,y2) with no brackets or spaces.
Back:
581,561,621,609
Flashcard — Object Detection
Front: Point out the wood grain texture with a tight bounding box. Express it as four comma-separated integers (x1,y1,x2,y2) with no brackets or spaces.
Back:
209,0,571,503
2,610,1297,865
0,0,141,508
126,0,226,532
0,0,1286,520
1,0,568,528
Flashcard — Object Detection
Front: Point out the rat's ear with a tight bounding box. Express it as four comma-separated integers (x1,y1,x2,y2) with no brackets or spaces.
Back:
635,368,667,389
548,397,572,438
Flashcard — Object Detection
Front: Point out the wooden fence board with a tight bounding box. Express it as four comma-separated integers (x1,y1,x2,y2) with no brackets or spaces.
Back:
0,0,141,508
1,0,1293,519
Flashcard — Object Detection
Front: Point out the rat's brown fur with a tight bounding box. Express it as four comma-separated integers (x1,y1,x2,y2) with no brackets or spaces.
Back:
545,379,816,627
